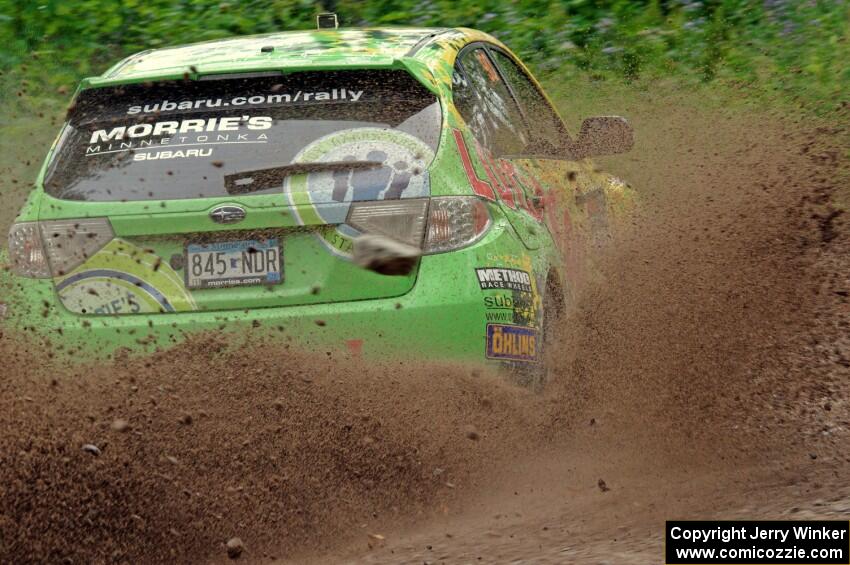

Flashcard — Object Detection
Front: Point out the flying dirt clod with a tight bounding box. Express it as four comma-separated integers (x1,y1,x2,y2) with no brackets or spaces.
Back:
353,234,421,276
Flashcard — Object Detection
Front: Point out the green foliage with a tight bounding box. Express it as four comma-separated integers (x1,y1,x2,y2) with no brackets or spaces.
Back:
0,0,848,114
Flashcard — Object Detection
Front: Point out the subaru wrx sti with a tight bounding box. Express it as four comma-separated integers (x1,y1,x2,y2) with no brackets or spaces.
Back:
1,22,634,382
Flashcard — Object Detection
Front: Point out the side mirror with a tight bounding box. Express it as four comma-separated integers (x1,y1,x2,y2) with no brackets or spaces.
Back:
573,116,634,158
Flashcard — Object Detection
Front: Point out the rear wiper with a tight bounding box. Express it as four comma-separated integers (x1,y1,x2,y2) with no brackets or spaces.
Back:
224,160,382,195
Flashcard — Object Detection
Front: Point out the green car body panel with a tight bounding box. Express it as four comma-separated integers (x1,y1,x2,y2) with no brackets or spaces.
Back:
0,27,634,364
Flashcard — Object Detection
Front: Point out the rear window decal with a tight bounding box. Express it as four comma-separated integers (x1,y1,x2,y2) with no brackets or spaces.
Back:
89,116,272,144
126,89,365,115
85,116,272,159
46,70,439,202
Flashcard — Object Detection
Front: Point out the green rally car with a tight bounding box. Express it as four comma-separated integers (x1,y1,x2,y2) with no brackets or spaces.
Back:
0,20,634,376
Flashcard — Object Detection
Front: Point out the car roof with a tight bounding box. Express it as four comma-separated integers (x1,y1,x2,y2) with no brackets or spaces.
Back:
98,27,461,83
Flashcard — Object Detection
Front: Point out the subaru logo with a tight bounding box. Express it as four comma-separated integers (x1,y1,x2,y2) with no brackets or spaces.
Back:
210,205,246,225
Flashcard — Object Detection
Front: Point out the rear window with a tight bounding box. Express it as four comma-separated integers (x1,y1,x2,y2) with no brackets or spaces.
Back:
45,70,441,202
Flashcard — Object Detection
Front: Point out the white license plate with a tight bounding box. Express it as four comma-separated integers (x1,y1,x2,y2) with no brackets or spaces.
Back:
185,238,282,289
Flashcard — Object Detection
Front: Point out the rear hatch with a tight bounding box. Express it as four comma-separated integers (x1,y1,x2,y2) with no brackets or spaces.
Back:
39,69,440,315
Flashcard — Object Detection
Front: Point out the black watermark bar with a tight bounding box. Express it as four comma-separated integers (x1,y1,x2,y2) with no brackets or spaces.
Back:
666,521,850,564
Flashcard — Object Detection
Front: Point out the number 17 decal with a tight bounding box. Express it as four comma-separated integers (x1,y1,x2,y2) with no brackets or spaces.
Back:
452,128,543,221
452,128,496,201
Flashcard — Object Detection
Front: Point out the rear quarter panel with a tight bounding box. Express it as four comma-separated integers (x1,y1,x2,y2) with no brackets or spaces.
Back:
413,29,637,298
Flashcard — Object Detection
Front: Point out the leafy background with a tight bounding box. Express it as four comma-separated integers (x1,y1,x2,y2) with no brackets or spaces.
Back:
1,0,848,114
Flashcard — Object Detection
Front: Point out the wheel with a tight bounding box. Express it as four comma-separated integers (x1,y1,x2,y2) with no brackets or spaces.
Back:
512,271,565,391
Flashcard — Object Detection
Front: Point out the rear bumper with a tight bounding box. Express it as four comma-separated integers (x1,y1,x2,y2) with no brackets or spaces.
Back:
0,221,542,364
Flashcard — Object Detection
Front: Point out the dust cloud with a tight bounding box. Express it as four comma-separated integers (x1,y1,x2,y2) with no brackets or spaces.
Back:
0,86,848,563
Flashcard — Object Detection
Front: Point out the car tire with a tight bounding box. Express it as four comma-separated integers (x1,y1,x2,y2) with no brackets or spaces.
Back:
512,271,565,392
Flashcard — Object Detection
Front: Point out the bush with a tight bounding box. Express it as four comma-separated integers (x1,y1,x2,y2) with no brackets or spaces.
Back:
0,0,848,113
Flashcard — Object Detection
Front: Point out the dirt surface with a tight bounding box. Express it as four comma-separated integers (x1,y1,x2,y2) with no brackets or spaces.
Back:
0,88,848,564
319,94,850,564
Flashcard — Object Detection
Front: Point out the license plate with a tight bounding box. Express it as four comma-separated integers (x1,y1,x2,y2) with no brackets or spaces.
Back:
185,238,282,289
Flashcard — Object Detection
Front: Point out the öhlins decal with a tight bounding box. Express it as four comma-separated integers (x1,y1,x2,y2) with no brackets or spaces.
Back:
486,324,538,362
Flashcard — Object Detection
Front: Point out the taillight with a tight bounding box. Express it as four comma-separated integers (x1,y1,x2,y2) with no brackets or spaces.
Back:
7,218,114,278
40,219,114,277
8,222,50,278
347,198,430,248
423,196,491,254
347,197,492,255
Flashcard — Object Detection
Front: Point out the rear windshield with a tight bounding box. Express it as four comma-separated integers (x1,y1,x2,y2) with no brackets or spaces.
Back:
45,70,441,202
